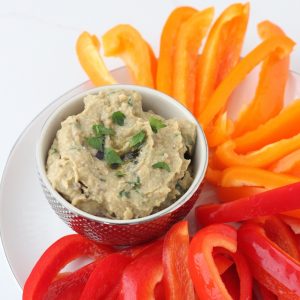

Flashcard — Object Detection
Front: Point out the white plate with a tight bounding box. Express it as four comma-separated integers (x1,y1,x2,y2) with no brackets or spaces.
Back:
1,66,300,290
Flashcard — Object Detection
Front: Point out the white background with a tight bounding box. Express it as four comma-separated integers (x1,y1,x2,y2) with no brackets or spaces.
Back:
1,0,300,298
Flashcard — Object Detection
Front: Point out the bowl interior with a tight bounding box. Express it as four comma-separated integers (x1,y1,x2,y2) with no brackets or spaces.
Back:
37,84,208,224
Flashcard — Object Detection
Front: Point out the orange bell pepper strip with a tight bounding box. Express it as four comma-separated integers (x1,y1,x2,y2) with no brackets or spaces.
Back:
147,43,157,87
234,99,300,153
221,166,299,189
194,3,249,116
205,113,234,148
198,35,295,130
215,132,300,169
102,25,154,88
172,7,214,110
205,167,222,185
269,149,300,174
217,186,266,203
76,32,116,86
156,7,197,95
233,21,289,137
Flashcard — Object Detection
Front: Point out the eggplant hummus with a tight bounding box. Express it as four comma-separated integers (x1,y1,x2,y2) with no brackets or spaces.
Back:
46,89,196,220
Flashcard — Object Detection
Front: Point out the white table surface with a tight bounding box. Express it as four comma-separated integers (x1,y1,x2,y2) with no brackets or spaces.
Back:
1,0,300,298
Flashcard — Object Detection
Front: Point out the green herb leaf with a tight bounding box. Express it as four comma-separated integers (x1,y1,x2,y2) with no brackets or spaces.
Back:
130,131,146,148
152,161,171,172
119,190,130,198
112,111,126,126
149,117,166,133
115,171,126,177
104,148,123,167
126,176,141,190
93,124,115,136
86,136,104,151
128,96,133,106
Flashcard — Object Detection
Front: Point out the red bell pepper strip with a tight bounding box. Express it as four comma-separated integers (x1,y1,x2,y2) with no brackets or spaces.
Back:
238,222,300,298
44,262,97,300
162,221,195,300
263,216,300,261
280,215,300,234
189,224,252,300
119,241,163,300
221,266,240,300
257,283,277,300
120,238,163,258
79,253,131,299
196,182,300,225
154,282,166,300
23,234,112,300
214,253,234,275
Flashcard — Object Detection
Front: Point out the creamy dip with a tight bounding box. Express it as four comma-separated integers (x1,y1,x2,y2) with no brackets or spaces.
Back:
46,89,196,220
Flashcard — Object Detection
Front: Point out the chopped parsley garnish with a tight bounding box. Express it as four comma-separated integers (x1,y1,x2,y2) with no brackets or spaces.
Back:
104,148,123,167
112,111,126,126
119,190,130,198
115,171,126,177
93,124,115,136
127,96,133,106
152,161,171,172
127,176,141,190
86,136,104,151
50,147,58,155
130,131,146,148
149,117,166,133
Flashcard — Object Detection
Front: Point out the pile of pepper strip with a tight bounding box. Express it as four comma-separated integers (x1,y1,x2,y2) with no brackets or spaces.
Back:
23,184,300,299
24,2,300,299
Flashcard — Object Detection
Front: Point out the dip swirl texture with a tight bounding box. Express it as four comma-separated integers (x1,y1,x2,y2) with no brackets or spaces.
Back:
46,89,196,220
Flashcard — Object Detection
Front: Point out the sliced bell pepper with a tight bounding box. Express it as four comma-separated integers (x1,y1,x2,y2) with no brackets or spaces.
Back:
221,266,240,300
198,35,295,129
156,6,197,95
196,182,300,225
233,21,289,137
205,113,234,148
195,3,249,116
234,99,300,153
102,24,154,87
79,253,131,299
172,7,214,110
279,215,300,234
221,166,299,189
270,149,300,174
23,234,112,300
263,216,300,261
189,224,252,300
257,283,278,300
238,222,300,298
214,253,234,275
154,282,165,300
217,186,266,203
119,241,163,300
44,262,97,300
147,43,157,88
76,32,116,86
120,239,162,258
205,166,222,185
282,209,300,219
163,221,195,300
216,132,300,168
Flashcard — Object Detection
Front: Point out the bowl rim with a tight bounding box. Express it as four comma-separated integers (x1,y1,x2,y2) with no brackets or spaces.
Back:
36,84,208,225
